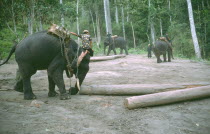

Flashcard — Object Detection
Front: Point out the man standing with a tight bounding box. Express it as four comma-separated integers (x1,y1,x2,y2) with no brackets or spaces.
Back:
70,30,93,56
147,44,152,58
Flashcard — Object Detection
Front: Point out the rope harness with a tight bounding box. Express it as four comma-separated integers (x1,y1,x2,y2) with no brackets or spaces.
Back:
48,24,77,87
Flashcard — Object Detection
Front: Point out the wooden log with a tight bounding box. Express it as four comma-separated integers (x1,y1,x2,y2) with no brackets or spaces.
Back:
90,55,126,62
79,84,198,95
124,85,210,109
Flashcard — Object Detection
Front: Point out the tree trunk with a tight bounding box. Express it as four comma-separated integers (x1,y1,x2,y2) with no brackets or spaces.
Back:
168,0,172,23
131,22,136,48
186,0,201,59
126,5,129,22
104,0,112,34
28,0,34,35
96,12,101,46
79,83,209,95
160,18,163,36
149,0,155,45
121,6,126,40
60,0,64,27
76,0,80,44
11,0,17,33
124,85,210,109
114,0,119,24
90,55,126,62
89,10,99,47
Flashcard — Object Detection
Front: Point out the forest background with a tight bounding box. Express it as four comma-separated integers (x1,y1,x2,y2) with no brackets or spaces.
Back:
0,0,209,60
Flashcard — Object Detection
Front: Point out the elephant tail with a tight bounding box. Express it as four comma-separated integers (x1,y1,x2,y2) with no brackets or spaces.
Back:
0,42,17,66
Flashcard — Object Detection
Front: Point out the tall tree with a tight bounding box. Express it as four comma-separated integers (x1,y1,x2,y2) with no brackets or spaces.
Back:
104,0,112,34
186,0,201,59
148,0,155,44
114,0,119,24
76,0,80,43
60,0,64,27
121,5,126,39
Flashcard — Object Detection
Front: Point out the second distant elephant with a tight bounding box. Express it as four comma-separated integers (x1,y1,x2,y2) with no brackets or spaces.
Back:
104,36,128,56
152,40,172,63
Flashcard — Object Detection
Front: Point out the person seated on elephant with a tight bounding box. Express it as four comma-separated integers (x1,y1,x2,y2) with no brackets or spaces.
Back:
70,30,94,57
112,35,118,39
147,44,152,58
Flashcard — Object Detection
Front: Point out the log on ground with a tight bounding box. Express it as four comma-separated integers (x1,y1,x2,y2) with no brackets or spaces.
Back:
79,84,209,95
90,55,126,62
124,85,210,109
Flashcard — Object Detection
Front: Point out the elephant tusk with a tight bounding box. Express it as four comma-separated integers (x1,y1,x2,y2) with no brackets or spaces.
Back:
77,50,88,67
76,78,80,91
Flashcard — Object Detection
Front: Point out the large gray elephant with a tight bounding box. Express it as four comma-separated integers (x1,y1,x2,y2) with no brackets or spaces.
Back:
0,31,90,100
152,40,172,63
104,36,128,56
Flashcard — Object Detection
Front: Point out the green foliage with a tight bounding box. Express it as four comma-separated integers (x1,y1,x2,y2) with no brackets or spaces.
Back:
0,28,15,59
0,0,209,60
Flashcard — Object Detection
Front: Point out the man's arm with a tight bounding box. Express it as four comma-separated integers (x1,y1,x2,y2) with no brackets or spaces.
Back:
70,32,81,38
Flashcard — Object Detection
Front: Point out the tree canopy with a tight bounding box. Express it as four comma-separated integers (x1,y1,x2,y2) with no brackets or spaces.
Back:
0,0,209,60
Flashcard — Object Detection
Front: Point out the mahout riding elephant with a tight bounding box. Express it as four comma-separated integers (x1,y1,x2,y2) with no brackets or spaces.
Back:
0,31,90,100
152,40,172,63
104,36,128,56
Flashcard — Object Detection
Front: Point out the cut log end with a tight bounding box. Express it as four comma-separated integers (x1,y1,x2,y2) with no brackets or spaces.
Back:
124,99,129,108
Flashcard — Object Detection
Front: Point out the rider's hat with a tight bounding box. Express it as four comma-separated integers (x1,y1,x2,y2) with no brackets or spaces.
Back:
83,30,89,34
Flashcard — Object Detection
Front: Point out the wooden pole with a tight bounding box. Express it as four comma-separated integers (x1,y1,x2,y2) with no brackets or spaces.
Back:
124,85,210,109
90,55,126,62
79,83,210,95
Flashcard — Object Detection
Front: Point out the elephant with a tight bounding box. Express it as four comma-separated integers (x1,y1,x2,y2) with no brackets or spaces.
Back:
104,36,128,56
0,31,90,100
152,40,172,63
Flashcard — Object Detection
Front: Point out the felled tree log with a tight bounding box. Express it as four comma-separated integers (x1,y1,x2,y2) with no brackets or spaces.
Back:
79,84,194,95
90,55,126,62
124,85,210,109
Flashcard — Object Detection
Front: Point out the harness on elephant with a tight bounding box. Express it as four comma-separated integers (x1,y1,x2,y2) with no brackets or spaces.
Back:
47,24,74,78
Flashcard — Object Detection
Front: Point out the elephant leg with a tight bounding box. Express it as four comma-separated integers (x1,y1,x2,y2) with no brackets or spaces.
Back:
120,48,123,54
23,77,36,100
163,54,167,62
168,50,171,62
17,64,36,100
48,68,70,100
104,45,107,55
113,48,117,55
125,48,129,55
47,76,58,97
14,69,23,92
107,47,112,56
157,55,162,63
14,79,23,92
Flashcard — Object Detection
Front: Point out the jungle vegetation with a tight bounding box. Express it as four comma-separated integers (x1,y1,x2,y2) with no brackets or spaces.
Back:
0,0,209,60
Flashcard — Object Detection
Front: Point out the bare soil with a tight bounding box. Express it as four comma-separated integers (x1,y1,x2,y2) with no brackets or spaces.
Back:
0,55,210,134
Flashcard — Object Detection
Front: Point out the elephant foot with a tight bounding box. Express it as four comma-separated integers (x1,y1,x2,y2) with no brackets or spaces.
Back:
69,87,79,95
60,93,70,100
14,83,23,92
48,91,59,97
14,86,23,92
24,93,37,100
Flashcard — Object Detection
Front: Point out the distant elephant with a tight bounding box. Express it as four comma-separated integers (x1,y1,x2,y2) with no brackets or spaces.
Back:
0,31,90,100
152,40,172,63
104,36,128,56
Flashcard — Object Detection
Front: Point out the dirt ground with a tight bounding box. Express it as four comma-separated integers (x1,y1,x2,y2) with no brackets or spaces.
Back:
0,54,210,134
